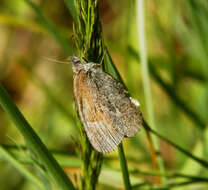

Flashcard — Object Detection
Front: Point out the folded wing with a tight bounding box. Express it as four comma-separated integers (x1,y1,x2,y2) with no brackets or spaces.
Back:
74,70,124,153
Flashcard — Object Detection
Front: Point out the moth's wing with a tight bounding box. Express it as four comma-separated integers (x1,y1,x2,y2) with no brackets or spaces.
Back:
91,69,142,137
73,71,124,154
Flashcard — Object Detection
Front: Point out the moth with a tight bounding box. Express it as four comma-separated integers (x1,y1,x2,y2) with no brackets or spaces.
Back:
70,56,142,154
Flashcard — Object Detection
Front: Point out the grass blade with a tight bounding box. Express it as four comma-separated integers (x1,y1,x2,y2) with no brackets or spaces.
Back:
104,51,132,190
118,144,131,190
143,120,208,168
0,145,45,190
64,0,78,23
128,46,206,129
137,0,166,184
24,0,73,55
0,84,76,190
72,1,104,189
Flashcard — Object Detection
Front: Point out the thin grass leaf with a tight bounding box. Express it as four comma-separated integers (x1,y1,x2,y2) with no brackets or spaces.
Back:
0,145,45,190
143,120,208,168
118,144,131,190
133,180,207,190
64,0,78,23
0,84,76,190
0,13,47,34
137,0,166,185
73,0,133,189
103,50,124,83
0,144,81,169
180,137,204,176
127,46,206,129
0,12,72,40
104,47,132,190
130,168,208,182
72,0,104,189
24,0,73,55
149,64,206,129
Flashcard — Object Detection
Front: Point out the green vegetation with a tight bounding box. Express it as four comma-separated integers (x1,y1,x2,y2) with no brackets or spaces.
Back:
0,0,208,189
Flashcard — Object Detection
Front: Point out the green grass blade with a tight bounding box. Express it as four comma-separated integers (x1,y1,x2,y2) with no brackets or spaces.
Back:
128,46,206,129
64,0,78,23
0,84,76,190
137,0,155,129
149,64,206,129
118,144,131,190
72,1,104,189
0,13,47,34
130,168,208,181
104,50,124,83
104,51,132,190
0,145,45,190
143,120,208,168
24,0,73,55
137,0,166,184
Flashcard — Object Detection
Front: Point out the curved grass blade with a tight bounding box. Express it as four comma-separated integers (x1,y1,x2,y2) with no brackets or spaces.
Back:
64,0,78,23
104,50,132,190
0,145,45,190
127,46,206,129
143,120,208,168
0,84,76,190
24,0,73,55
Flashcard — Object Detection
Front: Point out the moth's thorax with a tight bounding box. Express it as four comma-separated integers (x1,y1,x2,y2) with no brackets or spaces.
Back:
69,56,100,73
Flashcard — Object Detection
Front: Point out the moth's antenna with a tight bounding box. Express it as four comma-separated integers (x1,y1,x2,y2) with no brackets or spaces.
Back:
42,57,69,64
100,50,107,65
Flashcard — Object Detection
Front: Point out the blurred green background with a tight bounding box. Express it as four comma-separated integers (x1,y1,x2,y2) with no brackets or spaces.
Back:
0,0,208,189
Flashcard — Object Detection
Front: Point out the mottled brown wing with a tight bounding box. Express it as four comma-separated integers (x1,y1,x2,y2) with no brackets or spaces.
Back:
90,68,142,138
73,70,124,153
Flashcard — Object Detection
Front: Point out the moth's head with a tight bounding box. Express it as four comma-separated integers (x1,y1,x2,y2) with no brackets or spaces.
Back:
69,56,100,73
68,56,85,73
